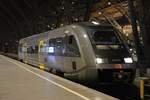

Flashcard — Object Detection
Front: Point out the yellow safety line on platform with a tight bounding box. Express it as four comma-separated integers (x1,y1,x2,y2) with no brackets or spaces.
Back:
2,56,90,100
39,63,45,70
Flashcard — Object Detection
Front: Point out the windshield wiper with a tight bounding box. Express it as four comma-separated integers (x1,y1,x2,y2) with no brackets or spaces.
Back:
106,45,115,50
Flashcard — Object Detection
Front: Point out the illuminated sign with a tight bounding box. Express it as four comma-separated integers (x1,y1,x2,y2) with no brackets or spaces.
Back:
48,47,54,53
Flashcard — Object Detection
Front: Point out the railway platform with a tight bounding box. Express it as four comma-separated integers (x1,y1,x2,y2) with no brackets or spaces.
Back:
0,55,117,100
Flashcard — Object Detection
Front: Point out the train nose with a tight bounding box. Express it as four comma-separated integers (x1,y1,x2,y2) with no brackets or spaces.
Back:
113,71,131,82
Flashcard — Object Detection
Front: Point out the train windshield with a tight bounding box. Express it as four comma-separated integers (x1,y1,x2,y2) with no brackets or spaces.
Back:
89,30,130,61
92,30,120,45
91,30,125,50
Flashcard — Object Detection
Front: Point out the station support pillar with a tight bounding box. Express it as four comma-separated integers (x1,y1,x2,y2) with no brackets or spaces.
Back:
136,0,150,75
128,0,150,76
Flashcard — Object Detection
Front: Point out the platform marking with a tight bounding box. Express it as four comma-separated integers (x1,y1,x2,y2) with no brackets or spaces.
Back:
3,56,90,100
39,63,45,70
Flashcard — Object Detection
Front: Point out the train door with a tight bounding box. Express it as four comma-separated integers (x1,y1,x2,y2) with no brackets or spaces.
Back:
23,43,28,63
38,40,47,70
47,37,64,71
18,43,23,61
63,35,85,75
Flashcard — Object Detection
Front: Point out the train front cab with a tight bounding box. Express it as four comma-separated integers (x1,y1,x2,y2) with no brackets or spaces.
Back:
84,26,136,83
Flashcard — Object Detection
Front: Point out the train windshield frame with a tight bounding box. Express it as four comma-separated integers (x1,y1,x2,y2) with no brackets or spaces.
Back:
89,29,125,50
92,30,121,45
87,28,131,59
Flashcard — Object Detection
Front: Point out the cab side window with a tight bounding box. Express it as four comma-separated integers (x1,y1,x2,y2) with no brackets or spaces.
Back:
64,35,80,57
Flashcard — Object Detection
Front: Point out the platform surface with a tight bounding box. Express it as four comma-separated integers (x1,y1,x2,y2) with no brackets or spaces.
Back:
0,55,117,100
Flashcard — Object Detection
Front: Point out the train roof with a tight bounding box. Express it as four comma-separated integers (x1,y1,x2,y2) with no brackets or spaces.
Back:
74,22,113,29
19,22,114,43
19,31,50,42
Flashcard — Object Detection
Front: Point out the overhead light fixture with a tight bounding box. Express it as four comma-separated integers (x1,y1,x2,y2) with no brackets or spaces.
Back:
98,12,102,15
108,2,111,5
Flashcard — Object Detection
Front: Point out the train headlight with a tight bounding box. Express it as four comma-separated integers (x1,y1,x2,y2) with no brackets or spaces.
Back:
124,57,133,63
96,58,103,64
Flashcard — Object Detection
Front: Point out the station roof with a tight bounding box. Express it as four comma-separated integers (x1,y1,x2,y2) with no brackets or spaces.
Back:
91,0,129,23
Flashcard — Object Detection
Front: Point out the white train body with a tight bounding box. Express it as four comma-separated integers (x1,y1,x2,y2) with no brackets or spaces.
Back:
18,22,136,83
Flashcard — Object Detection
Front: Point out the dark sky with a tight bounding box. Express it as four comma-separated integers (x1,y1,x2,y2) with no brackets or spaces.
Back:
0,0,88,41
0,0,58,41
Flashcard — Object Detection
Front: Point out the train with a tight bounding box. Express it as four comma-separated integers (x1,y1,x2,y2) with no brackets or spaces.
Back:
18,22,136,83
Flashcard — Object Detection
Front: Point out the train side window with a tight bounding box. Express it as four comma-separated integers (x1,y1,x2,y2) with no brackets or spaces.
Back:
55,38,64,56
68,35,73,44
49,37,64,56
22,46,27,53
27,46,33,54
65,35,80,57
49,39,55,54
34,45,38,53
31,45,38,54
27,47,30,53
